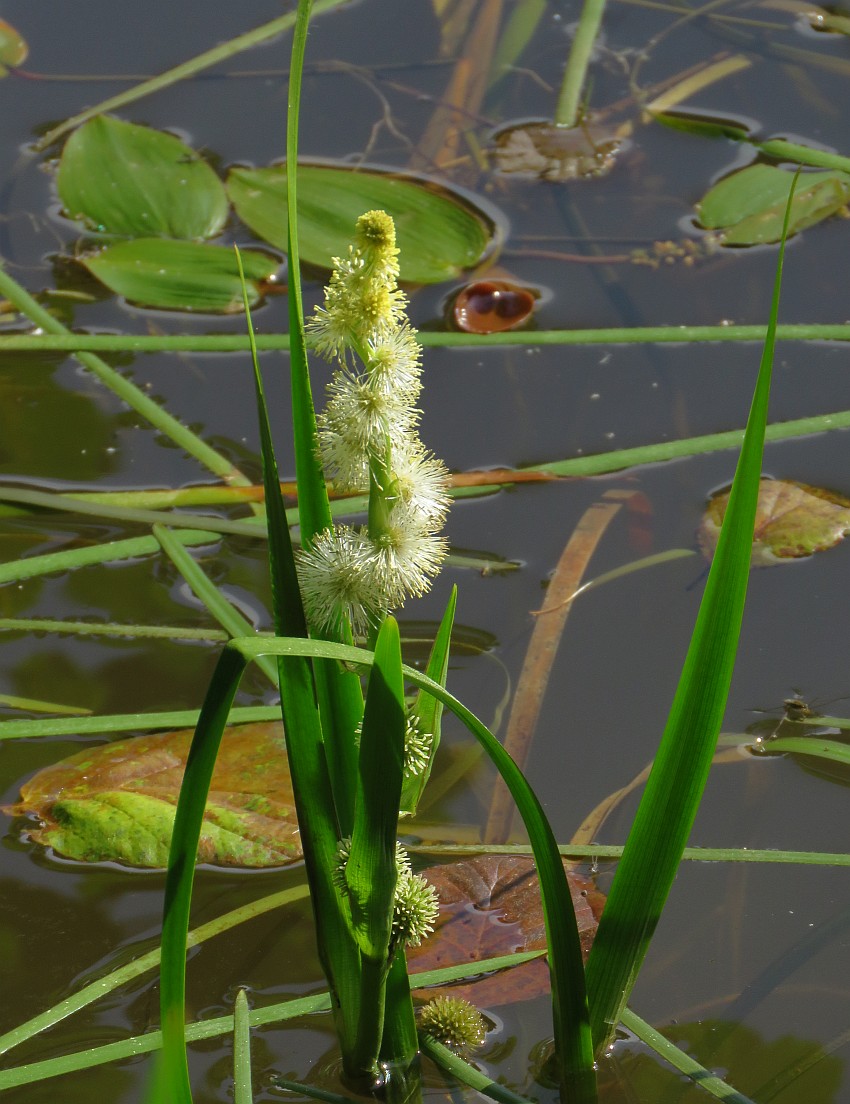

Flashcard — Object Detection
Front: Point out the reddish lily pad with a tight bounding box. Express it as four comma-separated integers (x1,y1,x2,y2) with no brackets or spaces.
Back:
410,853,604,1006
698,478,850,566
2,721,302,867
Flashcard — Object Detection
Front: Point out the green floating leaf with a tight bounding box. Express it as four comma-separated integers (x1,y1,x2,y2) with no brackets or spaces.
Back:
0,19,27,75
58,115,228,240
698,478,850,565
227,162,497,284
697,164,850,244
2,721,302,867
81,238,279,313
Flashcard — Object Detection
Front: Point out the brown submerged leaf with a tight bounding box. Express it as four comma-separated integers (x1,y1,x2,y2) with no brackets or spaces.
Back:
410,853,604,1006
3,721,302,868
492,119,628,182
698,478,850,566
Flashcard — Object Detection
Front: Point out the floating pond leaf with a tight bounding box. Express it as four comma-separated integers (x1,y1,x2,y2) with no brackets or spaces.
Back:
697,163,850,244
408,853,604,1006
450,279,537,333
58,115,228,240
3,721,301,867
226,163,497,284
81,238,279,313
492,119,627,181
698,478,850,566
0,18,27,75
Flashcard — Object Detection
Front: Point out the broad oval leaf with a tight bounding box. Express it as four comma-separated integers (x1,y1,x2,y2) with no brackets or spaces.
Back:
697,164,850,244
698,477,850,565
58,115,228,240
409,854,604,1006
3,722,301,867
226,163,498,284
0,18,27,75
81,238,280,313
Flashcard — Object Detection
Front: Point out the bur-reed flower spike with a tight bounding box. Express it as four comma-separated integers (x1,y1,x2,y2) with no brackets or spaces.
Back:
298,210,450,635
419,996,487,1052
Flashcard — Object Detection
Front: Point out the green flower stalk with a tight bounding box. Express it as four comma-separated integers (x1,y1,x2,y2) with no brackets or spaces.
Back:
299,210,450,637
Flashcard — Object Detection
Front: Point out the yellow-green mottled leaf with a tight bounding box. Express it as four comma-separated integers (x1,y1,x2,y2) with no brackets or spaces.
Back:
58,115,228,240
698,478,850,565
0,19,27,75
82,238,279,313
697,164,850,244
2,722,302,867
226,162,497,284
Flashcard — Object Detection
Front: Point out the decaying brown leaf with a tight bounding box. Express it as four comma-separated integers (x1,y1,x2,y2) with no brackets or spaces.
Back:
698,478,850,566
3,722,302,867
410,853,604,1006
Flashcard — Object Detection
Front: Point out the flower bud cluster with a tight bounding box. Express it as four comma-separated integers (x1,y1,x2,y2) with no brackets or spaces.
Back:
299,210,450,636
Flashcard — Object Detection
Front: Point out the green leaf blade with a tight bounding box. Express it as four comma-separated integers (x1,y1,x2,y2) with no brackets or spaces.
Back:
82,239,278,312
58,116,228,240
584,173,798,1050
227,163,497,284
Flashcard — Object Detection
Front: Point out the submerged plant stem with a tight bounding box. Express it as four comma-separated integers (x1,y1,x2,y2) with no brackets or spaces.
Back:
555,0,607,126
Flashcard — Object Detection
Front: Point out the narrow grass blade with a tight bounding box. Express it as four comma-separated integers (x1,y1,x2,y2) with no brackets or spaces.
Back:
233,989,252,1104
0,617,229,642
160,645,249,1103
229,635,596,1103
153,523,278,686
0,262,248,485
348,617,405,959
401,585,457,815
419,1035,531,1104
0,528,215,586
0,705,281,741
238,246,360,829
278,0,363,833
0,951,550,1091
0,485,264,537
621,1008,756,1104
34,0,351,150
346,616,407,1074
0,885,310,1059
583,176,799,1050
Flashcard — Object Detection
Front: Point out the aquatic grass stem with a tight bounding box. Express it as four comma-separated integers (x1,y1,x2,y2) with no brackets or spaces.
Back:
2,323,850,354
584,174,799,1051
555,0,608,126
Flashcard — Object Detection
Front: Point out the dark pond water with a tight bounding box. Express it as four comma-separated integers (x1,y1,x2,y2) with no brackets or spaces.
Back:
1,0,850,1101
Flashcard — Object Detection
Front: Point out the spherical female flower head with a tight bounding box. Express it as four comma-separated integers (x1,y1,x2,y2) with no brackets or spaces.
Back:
392,869,439,947
419,996,486,1052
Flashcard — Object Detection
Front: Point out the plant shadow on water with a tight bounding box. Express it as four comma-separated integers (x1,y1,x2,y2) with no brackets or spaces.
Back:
0,0,849,1101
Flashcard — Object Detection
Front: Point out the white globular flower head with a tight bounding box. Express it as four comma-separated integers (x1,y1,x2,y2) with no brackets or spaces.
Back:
299,209,450,636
